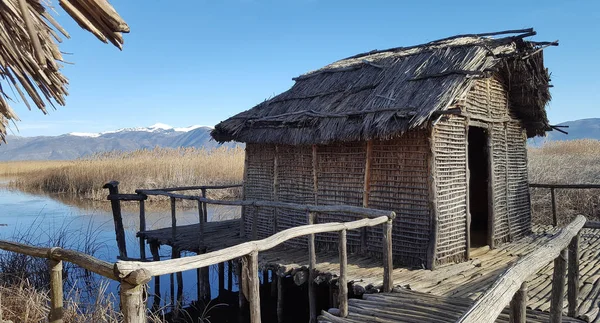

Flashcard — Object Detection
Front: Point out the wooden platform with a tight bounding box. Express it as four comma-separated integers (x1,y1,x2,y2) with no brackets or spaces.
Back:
138,221,600,322
138,219,246,253
317,288,585,323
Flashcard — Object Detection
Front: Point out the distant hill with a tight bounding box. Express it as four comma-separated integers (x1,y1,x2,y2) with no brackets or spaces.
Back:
0,123,240,161
528,118,600,146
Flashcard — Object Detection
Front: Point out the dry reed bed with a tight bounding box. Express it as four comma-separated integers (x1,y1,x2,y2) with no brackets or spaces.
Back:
3,147,245,201
528,139,600,225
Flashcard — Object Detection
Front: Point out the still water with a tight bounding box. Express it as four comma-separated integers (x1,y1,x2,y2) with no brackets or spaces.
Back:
0,185,241,308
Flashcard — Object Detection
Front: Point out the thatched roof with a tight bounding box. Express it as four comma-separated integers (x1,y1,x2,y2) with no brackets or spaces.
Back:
0,0,128,141
212,29,556,145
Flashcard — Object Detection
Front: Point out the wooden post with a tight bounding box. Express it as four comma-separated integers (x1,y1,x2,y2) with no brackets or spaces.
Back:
551,187,558,226
252,206,258,240
49,258,64,323
201,189,208,223
246,251,261,323
238,258,248,312
465,121,471,257
270,269,277,297
170,197,177,242
312,144,318,204
568,234,580,317
120,281,146,323
219,262,225,296
509,282,527,323
382,219,393,293
550,248,568,323
150,242,161,310
198,199,205,251
338,229,348,318
486,127,496,249
427,128,439,270
228,260,234,291
361,140,373,255
308,212,317,323
277,275,284,323
175,251,183,314
103,181,128,259
139,200,146,261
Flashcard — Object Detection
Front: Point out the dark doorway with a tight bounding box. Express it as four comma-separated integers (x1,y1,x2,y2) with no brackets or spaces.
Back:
468,126,490,248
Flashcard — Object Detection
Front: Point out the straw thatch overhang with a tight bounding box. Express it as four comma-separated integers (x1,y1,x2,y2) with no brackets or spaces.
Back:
212,29,555,145
0,0,128,141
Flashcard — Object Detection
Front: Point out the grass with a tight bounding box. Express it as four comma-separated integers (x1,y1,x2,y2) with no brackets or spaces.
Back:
2,146,245,201
528,139,600,225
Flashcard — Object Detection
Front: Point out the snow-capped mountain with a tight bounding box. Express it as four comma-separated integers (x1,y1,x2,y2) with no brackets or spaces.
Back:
0,124,239,161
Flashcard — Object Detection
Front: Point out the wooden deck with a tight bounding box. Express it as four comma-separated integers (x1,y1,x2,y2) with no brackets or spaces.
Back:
138,221,600,322
317,288,585,323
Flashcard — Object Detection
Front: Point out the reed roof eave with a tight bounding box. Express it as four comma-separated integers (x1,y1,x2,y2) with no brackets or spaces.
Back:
0,0,129,142
212,28,555,145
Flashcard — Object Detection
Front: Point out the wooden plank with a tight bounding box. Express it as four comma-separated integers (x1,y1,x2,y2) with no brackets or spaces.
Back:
49,259,64,323
457,215,586,323
550,249,568,323
138,184,242,193
339,229,348,318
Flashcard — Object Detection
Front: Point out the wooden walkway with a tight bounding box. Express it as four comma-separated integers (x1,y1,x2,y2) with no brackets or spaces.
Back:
317,288,584,323
138,221,600,322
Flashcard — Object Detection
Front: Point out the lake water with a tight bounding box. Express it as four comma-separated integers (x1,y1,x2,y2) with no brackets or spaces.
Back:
0,185,241,309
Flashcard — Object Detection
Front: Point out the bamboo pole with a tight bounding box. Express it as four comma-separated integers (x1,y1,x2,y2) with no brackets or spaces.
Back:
509,282,527,323
246,251,261,323
568,234,580,317
382,219,393,293
49,258,64,323
550,249,568,323
103,181,127,259
308,211,317,323
338,229,348,318
139,200,146,261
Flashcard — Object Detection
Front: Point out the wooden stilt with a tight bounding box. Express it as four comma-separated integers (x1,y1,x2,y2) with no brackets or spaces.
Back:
139,200,146,261
246,251,261,323
150,243,161,311
228,260,234,292
238,258,248,311
550,249,568,323
568,234,580,317
49,258,63,323
270,270,277,297
219,262,225,297
338,229,348,318
551,187,558,226
277,275,284,323
509,282,527,323
103,181,128,259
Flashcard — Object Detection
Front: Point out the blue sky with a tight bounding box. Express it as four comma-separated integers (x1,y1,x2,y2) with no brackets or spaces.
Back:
9,0,600,137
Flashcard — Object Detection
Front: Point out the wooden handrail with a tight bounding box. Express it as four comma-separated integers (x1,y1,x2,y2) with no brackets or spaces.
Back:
529,183,600,189
138,184,243,192
457,215,586,323
116,215,390,276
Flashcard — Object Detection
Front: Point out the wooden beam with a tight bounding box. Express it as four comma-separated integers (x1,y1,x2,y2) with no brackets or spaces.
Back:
568,234,580,317
550,249,568,323
103,181,127,259
338,229,348,318
529,183,600,189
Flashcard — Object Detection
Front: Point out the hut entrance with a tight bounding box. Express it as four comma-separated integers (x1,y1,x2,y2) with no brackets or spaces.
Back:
468,126,490,248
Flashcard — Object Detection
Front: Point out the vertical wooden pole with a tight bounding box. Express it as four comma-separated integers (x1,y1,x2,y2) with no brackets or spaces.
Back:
338,229,348,318
201,189,208,223
568,234,580,317
486,126,496,249
427,128,439,270
170,197,177,243
139,200,146,261
252,206,258,240
239,258,248,312
198,199,205,251
49,258,63,323
241,151,249,238
550,248,568,323
382,218,393,293
277,275,284,323
228,260,234,292
219,262,225,296
510,282,527,323
465,120,471,258
103,181,127,259
273,145,279,235
121,281,146,323
551,187,558,226
361,140,373,255
308,211,317,323
150,242,161,311
270,269,277,297
246,251,261,323
312,144,318,205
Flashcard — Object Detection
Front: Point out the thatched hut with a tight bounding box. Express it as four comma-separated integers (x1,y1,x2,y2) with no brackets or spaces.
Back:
212,29,556,269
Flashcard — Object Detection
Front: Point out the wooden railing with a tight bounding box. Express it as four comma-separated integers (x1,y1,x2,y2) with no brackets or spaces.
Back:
529,183,600,226
458,215,587,323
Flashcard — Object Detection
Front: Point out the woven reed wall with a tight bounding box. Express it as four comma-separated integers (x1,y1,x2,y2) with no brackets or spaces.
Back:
243,144,275,239
432,115,468,265
368,131,431,267
315,142,366,253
